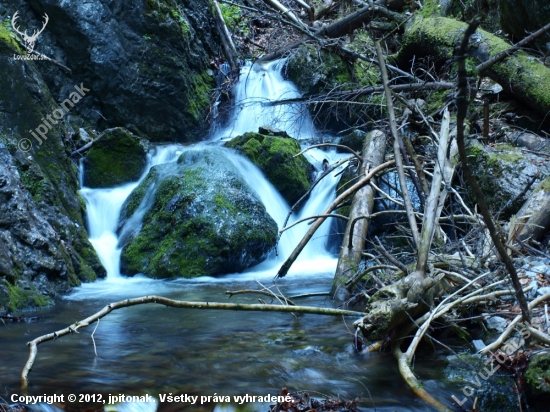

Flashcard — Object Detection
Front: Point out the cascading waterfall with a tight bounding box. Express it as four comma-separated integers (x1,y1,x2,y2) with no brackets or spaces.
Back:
79,60,348,284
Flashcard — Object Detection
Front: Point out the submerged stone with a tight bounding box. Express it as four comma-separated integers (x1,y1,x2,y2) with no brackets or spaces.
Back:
119,147,278,278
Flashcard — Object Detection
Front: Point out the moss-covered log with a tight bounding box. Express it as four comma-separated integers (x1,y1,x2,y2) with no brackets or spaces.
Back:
397,16,550,116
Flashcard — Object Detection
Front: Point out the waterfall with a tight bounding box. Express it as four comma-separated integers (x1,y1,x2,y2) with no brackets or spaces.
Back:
79,60,348,284
214,60,316,140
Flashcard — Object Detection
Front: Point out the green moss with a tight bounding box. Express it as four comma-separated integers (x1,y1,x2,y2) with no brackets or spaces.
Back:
0,20,23,53
5,282,51,312
83,128,147,188
121,150,278,278
525,353,550,393
287,44,352,94
534,177,550,194
225,132,313,205
418,0,441,18
186,71,214,121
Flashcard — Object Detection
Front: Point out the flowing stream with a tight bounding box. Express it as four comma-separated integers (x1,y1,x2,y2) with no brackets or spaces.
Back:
0,61,456,411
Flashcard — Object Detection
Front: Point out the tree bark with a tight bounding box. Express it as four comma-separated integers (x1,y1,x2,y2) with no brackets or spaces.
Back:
516,177,550,243
397,16,550,116
330,130,386,301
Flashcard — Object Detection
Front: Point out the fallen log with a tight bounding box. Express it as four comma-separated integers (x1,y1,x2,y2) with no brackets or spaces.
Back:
330,130,386,301
397,16,550,116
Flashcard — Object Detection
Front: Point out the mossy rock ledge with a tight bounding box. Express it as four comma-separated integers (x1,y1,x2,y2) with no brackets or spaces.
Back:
119,147,278,278
83,128,149,188
465,141,550,214
225,130,314,205
285,44,351,95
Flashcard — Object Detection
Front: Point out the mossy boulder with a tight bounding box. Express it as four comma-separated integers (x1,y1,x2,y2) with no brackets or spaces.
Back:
83,128,148,188
225,131,314,205
119,147,278,278
465,141,550,214
525,351,550,394
285,44,351,95
444,354,518,412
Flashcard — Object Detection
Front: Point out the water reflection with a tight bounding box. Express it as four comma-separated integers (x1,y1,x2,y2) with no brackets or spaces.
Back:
1,277,450,411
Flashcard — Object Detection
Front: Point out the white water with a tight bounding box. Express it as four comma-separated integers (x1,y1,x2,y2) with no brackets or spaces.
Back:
214,60,316,140
75,60,348,297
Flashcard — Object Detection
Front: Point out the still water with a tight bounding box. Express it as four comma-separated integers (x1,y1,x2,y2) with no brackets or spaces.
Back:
1,60,456,411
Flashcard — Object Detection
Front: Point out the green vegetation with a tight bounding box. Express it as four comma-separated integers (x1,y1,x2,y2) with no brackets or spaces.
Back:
225,132,314,205
219,3,249,35
120,149,278,278
526,352,550,393
83,128,148,188
4,282,51,313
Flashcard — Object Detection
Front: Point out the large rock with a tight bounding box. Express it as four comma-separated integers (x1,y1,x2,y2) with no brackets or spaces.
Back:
1,0,220,142
285,44,351,95
83,128,148,188
119,147,278,278
466,141,550,214
225,131,314,205
0,25,105,311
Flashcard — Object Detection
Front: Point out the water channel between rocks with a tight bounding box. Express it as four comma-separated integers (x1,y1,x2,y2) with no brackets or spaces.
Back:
1,60,458,412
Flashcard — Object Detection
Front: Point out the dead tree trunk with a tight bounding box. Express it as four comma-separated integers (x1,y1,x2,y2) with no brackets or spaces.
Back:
212,0,239,68
330,130,386,301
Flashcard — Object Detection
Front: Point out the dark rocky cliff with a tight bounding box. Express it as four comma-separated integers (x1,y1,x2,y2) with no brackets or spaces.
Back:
0,0,221,311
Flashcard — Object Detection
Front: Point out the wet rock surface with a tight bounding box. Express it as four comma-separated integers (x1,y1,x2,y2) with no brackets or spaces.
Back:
119,147,278,278
83,127,148,188
0,24,105,312
1,0,221,142
225,131,314,205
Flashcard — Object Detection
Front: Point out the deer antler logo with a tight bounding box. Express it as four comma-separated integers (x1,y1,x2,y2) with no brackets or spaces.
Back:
11,11,49,53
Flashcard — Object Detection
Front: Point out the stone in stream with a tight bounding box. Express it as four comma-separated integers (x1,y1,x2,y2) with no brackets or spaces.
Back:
225,130,315,205
119,147,278,278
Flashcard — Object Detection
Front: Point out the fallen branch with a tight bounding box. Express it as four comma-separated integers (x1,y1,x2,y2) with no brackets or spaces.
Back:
480,293,550,355
266,82,455,106
375,39,420,247
294,144,363,164
280,213,348,233
213,0,239,68
21,295,364,388
225,289,296,306
476,21,550,73
280,155,353,233
277,159,396,278
454,18,531,324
